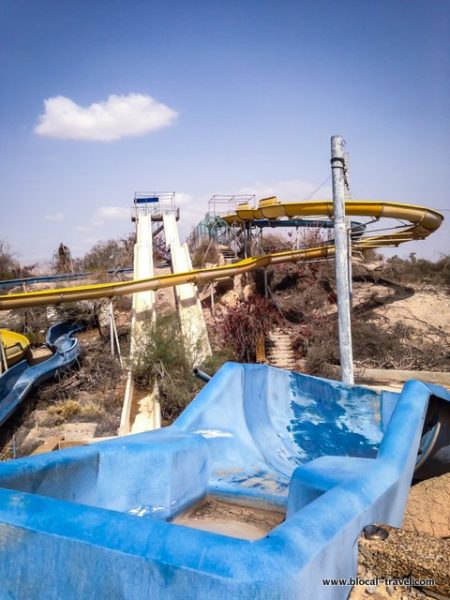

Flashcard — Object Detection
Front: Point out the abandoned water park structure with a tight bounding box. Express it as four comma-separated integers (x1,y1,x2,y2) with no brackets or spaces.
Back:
0,137,448,599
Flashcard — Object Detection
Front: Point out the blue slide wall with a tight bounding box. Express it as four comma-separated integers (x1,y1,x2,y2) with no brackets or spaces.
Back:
0,363,447,599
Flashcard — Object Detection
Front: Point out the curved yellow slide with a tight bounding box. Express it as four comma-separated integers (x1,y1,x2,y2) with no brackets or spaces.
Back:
222,198,443,246
0,199,443,311
0,330,30,366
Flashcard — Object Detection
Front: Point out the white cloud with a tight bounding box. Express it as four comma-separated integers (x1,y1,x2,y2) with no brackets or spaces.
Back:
97,206,129,220
44,212,63,221
175,192,193,206
175,193,209,236
89,205,130,227
34,93,178,141
72,206,131,234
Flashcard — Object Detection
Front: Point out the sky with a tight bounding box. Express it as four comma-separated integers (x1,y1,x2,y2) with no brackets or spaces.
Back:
0,0,449,265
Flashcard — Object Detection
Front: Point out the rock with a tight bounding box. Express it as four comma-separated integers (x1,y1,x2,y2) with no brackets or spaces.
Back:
403,473,450,538
358,524,450,598
62,422,98,441
243,283,256,300
386,584,395,596
220,290,240,308
98,302,110,328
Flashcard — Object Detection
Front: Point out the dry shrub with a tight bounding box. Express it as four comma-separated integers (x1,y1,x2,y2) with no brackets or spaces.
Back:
40,399,81,427
81,235,135,272
14,307,50,341
217,295,279,362
54,301,103,330
361,248,383,262
303,319,339,377
132,315,201,422
52,243,75,274
78,400,107,420
35,343,124,431
133,314,234,423
258,233,291,254
294,227,329,249
380,254,450,288
258,262,336,323
0,240,22,279
0,240,36,281
303,315,449,377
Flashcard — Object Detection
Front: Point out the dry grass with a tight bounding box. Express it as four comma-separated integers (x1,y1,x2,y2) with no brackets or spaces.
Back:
302,315,449,377
380,254,450,288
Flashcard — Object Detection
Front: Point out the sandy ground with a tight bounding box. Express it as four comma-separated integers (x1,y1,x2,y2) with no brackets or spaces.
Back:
372,288,450,339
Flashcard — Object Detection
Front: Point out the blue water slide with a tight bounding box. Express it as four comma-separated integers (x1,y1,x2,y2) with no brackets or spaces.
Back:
0,322,82,426
0,363,448,598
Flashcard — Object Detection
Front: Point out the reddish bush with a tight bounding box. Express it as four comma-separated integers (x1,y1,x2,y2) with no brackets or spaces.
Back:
217,295,279,362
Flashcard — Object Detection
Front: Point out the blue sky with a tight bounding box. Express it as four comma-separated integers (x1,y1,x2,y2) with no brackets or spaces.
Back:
0,0,449,264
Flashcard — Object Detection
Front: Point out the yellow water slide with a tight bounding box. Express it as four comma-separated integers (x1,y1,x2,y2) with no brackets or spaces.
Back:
0,199,443,311
222,198,443,247
0,330,30,366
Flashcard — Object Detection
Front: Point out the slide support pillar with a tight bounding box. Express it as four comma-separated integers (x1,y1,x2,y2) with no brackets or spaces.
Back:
109,301,123,368
331,135,354,384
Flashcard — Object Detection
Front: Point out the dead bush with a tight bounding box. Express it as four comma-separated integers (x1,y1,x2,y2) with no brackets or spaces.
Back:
132,315,201,422
303,319,340,377
380,254,450,288
40,399,81,427
256,262,336,323
13,307,50,341
52,243,75,273
54,301,103,331
0,240,34,279
34,342,124,432
217,295,279,362
257,233,291,254
132,315,232,423
81,235,135,272
303,314,449,377
292,227,329,249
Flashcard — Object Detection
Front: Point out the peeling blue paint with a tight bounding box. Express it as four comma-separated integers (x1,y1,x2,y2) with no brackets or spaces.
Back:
0,363,448,599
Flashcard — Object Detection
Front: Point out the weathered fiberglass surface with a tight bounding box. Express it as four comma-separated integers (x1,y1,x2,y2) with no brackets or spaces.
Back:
174,364,383,499
0,362,448,599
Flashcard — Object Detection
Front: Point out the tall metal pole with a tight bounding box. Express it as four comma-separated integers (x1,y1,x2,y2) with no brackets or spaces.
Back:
331,135,354,384
344,151,353,305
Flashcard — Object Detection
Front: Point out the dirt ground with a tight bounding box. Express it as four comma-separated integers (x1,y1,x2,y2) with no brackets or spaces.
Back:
353,284,449,340
174,496,285,540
